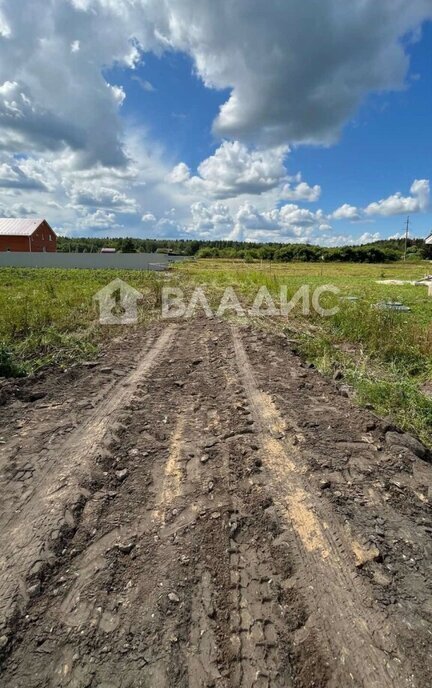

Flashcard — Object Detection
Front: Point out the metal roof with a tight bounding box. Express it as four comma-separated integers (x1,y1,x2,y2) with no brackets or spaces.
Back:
0,218,46,236
425,233,432,245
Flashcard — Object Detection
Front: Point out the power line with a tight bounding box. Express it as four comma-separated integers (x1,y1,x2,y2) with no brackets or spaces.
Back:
403,216,410,261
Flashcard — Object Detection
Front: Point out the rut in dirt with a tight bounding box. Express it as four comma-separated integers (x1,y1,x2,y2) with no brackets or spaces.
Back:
0,318,431,688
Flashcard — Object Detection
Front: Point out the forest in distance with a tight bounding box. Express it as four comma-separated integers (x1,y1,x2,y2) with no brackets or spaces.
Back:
57,236,432,263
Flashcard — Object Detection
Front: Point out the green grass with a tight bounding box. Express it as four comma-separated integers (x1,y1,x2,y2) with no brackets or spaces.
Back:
1,260,431,447
175,259,432,446
0,267,164,374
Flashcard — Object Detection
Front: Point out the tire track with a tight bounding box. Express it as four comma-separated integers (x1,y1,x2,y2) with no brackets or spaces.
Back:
0,325,177,650
231,325,415,688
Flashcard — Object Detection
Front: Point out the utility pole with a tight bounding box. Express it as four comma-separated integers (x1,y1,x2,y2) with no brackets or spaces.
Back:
403,216,410,261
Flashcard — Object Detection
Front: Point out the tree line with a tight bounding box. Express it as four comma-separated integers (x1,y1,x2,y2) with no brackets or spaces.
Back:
57,236,432,263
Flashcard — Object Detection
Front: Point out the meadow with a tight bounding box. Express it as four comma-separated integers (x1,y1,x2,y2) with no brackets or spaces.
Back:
175,260,432,445
0,259,431,445
0,267,163,375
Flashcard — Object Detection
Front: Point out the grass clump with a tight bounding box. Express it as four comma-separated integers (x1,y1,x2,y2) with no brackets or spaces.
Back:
0,343,26,378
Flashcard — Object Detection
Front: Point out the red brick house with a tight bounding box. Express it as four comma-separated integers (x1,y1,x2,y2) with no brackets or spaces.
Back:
0,219,57,252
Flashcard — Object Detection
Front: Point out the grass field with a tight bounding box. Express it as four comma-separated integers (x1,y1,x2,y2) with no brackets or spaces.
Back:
175,260,432,445
0,267,163,375
0,259,431,445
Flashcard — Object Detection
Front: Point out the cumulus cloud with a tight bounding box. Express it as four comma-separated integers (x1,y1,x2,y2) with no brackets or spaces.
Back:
145,0,432,145
185,200,329,243
167,162,191,184
279,181,321,203
188,142,289,198
0,0,430,239
331,204,362,221
365,179,430,216
330,180,430,222
0,160,48,191
1,0,429,167
167,141,321,205
142,212,156,223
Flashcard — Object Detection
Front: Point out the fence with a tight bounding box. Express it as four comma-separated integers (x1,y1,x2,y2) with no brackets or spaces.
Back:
0,252,188,270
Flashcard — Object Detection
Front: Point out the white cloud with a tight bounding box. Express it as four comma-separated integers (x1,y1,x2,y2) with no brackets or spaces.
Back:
67,183,139,213
167,162,191,184
279,181,321,203
331,203,362,221
187,141,290,199
365,179,430,216
132,76,155,92
169,141,321,205
142,212,156,222
0,0,430,241
146,0,432,146
185,199,329,243
358,232,381,243
76,209,120,230
0,0,429,165
330,180,430,223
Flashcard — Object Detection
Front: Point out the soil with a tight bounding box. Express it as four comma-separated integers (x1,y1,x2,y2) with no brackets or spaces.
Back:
0,318,431,688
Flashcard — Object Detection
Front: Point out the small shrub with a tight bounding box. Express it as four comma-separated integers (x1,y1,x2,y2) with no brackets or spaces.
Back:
0,343,26,378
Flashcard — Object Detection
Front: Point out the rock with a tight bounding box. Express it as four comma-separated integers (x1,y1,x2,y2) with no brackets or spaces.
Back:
319,479,331,490
339,385,350,398
115,468,128,482
27,581,41,598
192,358,203,366
333,370,343,381
100,367,113,374
385,431,428,461
0,635,8,650
353,542,381,568
204,437,217,449
200,454,210,464
211,511,221,519
174,380,185,388
117,542,135,555
365,421,376,432
82,361,99,368
168,592,180,604
29,392,46,403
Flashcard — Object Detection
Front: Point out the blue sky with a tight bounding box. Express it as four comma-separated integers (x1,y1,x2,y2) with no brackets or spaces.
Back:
0,0,431,245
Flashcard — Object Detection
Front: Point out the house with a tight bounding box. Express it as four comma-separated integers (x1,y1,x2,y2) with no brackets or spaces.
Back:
425,233,432,245
100,247,117,253
0,219,57,252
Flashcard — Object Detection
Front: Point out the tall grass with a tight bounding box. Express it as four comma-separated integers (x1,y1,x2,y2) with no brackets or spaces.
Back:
175,259,432,445
0,268,164,374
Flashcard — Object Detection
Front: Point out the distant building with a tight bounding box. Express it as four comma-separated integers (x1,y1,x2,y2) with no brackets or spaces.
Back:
425,233,432,245
100,247,117,253
0,218,57,252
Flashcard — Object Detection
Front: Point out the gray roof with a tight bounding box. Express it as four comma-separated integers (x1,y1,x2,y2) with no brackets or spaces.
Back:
0,218,46,236
426,233,432,245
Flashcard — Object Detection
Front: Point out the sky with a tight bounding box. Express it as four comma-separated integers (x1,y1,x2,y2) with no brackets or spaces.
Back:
0,0,431,246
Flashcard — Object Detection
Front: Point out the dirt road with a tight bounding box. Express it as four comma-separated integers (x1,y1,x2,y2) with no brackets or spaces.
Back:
0,318,431,687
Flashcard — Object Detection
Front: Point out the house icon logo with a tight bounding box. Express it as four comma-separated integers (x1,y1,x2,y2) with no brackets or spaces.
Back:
94,279,143,325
